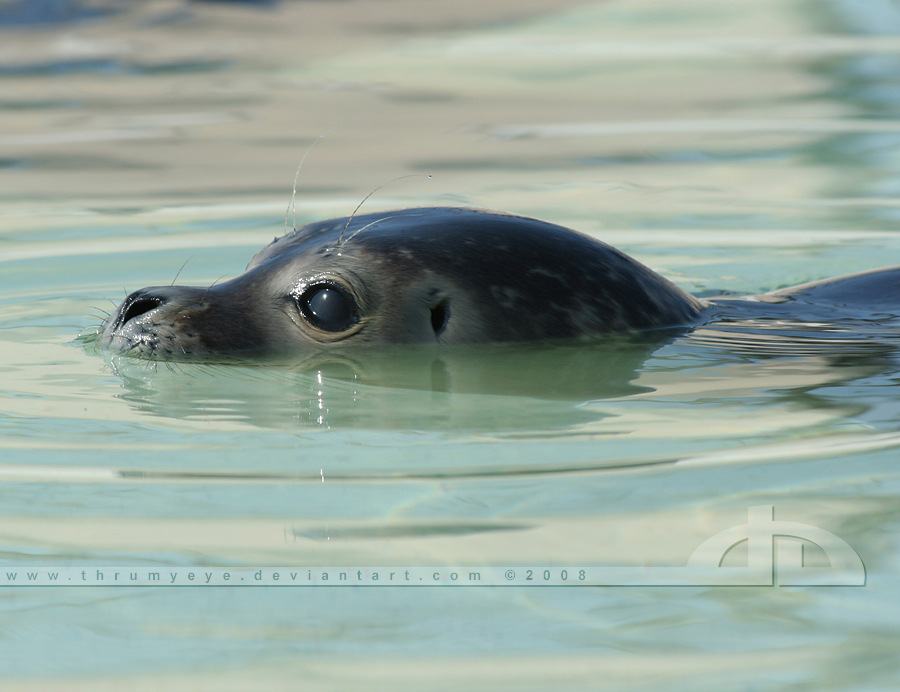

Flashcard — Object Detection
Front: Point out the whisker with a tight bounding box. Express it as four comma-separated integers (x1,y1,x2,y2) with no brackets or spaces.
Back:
345,214,422,244
284,122,343,235
338,174,432,245
286,135,325,235
200,275,227,304
171,257,192,286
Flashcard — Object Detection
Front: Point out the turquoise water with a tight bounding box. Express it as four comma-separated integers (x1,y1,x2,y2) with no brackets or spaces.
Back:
3,0,900,689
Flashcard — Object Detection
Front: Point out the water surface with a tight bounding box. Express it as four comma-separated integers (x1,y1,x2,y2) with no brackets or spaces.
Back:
2,0,900,689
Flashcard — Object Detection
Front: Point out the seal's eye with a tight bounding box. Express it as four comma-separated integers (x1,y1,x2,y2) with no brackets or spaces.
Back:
297,284,357,332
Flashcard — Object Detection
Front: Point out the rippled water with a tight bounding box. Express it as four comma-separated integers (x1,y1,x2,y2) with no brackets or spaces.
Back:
3,0,900,689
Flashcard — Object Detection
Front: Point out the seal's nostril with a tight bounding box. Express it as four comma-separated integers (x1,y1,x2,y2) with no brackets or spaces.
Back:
121,297,163,325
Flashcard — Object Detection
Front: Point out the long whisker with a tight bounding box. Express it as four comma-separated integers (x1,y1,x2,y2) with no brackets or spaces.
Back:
284,120,344,235
344,214,422,244
285,135,325,235
338,174,432,245
171,257,192,286
200,275,227,304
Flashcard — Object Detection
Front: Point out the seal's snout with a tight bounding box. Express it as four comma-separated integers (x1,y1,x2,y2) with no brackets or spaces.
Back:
101,285,212,358
117,291,167,329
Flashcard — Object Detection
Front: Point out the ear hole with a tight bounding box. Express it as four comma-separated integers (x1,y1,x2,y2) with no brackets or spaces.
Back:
430,300,449,337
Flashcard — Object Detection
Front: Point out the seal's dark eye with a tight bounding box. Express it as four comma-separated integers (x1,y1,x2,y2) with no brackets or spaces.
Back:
298,284,357,332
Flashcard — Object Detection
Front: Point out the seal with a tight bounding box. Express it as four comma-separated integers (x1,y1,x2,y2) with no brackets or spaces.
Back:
99,206,900,361
99,207,706,359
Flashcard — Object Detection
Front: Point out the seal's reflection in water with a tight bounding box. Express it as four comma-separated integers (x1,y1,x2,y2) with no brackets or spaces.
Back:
103,309,900,434
104,332,675,432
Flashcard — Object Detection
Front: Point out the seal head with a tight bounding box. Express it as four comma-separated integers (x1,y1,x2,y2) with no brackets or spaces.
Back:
100,207,703,359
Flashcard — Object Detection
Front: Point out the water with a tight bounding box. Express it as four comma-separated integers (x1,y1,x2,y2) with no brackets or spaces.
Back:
3,0,900,689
